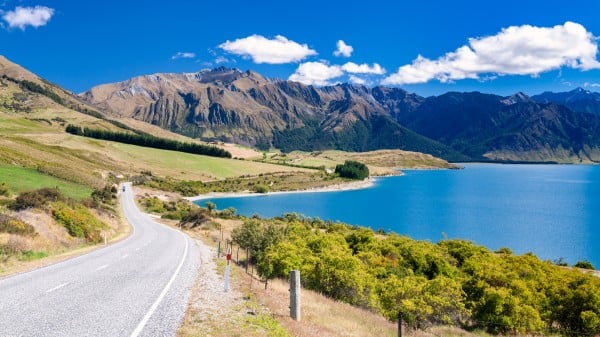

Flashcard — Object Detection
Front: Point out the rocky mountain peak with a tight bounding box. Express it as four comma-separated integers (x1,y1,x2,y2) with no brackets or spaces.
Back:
501,92,533,105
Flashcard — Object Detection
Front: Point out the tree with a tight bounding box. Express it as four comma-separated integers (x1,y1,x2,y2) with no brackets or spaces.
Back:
205,201,216,214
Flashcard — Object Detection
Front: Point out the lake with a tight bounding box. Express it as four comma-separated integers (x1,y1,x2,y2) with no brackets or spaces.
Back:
197,164,600,267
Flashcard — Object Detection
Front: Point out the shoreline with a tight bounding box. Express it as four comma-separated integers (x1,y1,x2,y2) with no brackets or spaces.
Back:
186,177,376,202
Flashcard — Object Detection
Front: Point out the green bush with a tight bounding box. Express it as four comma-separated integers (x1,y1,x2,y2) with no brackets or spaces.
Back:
52,202,107,243
335,160,369,180
254,184,269,193
12,188,65,210
574,260,595,270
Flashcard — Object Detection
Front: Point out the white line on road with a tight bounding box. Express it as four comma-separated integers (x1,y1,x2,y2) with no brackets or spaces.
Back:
121,254,129,259
46,282,70,293
130,233,189,337
95,264,109,271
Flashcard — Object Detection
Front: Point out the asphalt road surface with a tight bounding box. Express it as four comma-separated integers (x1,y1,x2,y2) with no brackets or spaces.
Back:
0,183,199,337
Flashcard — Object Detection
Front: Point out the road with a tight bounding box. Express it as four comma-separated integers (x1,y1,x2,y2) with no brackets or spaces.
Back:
0,183,199,337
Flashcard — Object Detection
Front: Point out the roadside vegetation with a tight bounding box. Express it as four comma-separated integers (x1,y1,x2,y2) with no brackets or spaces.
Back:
225,214,600,336
0,182,121,275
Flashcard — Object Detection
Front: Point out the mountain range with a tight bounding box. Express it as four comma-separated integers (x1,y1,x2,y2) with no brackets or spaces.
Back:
81,66,600,163
2,55,599,163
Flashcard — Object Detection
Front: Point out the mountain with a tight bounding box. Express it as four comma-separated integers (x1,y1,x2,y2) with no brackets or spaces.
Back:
81,68,465,161
399,92,600,162
78,67,600,164
532,87,600,116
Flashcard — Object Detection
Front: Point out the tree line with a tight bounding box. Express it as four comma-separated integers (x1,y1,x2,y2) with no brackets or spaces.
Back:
231,213,600,336
65,125,232,158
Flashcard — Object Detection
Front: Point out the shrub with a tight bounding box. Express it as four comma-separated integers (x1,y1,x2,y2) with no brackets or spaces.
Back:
0,182,10,197
12,188,65,210
574,260,595,270
52,202,107,243
254,184,269,193
0,214,36,236
178,208,210,228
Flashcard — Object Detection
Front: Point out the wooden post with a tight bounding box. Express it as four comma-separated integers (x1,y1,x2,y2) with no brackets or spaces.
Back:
397,312,402,337
245,248,249,273
264,257,270,290
290,270,301,321
217,241,221,258
236,246,240,263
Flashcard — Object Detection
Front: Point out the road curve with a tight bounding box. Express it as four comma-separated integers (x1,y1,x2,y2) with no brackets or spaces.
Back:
0,183,199,337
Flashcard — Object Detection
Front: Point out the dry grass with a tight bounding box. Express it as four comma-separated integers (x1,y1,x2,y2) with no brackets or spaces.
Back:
261,149,458,176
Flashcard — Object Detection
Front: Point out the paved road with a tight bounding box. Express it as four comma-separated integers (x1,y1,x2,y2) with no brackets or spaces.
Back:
0,183,199,337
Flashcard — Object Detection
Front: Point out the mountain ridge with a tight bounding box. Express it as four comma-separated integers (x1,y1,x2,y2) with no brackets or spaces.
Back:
2,55,598,164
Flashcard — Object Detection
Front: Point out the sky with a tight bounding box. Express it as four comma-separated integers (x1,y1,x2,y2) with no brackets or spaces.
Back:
2,0,600,97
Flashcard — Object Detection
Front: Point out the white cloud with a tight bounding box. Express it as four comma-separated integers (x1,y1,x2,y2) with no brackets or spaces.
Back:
219,34,317,64
289,61,343,86
214,56,230,64
171,52,196,60
342,62,386,75
334,40,353,57
2,6,54,30
348,75,366,85
584,82,600,88
382,21,600,85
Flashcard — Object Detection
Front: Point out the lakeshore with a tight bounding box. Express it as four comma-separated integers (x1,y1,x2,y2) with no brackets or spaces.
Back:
186,177,376,202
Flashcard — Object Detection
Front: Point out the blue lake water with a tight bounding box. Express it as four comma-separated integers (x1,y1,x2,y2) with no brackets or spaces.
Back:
197,164,600,267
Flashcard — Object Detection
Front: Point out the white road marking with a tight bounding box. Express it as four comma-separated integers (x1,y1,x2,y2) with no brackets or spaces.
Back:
46,282,70,293
95,264,109,271
121,254,129,259
130,234,189,337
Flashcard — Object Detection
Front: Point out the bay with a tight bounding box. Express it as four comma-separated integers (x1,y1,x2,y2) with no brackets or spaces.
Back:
197,164,600,267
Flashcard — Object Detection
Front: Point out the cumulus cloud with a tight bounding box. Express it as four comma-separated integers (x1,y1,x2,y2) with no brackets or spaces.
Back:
289,61,343,86
382,21,600,85
219,34,317,64
334,40,353,57
171,52,196,60
2,5,54,30
342,62,386,74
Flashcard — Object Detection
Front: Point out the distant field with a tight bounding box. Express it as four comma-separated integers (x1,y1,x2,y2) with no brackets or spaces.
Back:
0,166,93,200
110,143,311,181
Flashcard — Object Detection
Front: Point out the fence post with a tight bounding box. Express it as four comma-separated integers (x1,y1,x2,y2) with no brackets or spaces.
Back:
290,270,301,321
264,257,270,290
217,241,221,258
398,312,402,337
245,248,249,273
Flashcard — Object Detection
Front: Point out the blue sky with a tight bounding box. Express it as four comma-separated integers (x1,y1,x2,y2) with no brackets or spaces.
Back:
2,0,600,97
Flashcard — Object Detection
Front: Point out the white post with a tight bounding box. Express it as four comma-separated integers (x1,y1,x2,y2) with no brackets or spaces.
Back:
103,231,107,246
224,263,230,292
290,270,301,321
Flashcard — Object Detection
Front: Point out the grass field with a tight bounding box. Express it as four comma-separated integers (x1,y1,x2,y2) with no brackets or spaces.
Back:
0,166,93,200
110,142,310,181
